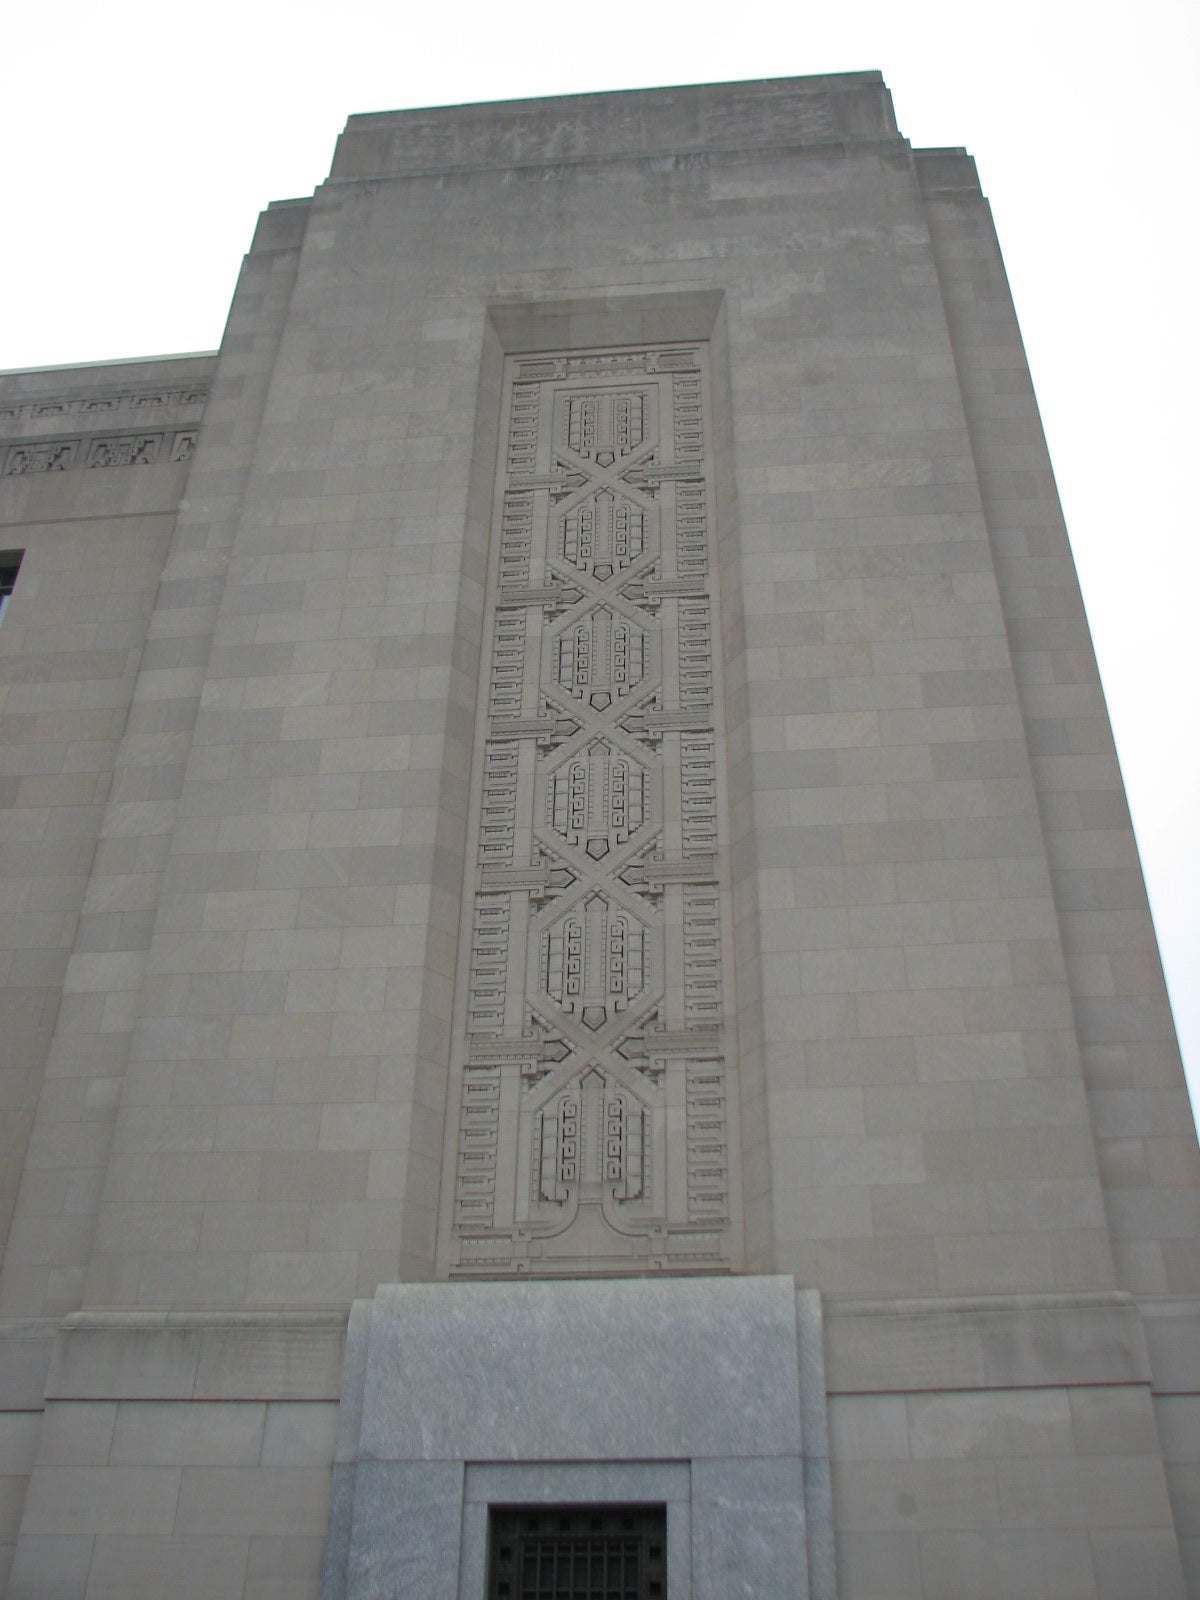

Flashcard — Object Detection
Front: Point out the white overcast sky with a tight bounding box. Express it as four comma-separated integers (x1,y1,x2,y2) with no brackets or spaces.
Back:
3,0,1197,1116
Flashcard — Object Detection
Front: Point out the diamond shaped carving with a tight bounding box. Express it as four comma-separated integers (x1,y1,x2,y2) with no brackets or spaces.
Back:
552,605,648,704
558,490,646,580
544,739,652,857
539,890,651,1031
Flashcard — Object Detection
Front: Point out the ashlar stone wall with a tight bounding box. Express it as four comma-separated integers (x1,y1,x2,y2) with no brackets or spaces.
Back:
0,74,1195,1600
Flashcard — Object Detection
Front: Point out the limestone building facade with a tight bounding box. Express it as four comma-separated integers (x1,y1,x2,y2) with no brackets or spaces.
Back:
0,73,1197,1600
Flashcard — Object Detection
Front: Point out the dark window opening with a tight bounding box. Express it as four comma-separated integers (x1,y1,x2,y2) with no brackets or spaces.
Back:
487,1504,666,1600
0,552,23,627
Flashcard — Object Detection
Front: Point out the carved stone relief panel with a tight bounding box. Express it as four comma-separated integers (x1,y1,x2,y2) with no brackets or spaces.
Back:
1,430,197,474
0,383,208,472
0,386,208,426
443,345,742,1277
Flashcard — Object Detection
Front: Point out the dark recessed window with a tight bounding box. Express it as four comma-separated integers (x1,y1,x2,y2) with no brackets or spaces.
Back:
487,1504,666,1600
0,552,23,628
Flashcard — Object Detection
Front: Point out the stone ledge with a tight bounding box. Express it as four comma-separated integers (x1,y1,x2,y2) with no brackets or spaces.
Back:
1140,1296,1200,1394
914,147,984,196
247,197,312,256
0,1319,58,1410
43,1311,347,1403
823,1291,1153,1393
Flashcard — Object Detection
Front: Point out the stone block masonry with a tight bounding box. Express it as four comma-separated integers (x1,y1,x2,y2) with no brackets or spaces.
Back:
0,73,1195,1600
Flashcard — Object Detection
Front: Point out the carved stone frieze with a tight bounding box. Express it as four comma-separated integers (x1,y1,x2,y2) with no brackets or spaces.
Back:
444,344,741,1276
0,385,208,427
1,429,197,475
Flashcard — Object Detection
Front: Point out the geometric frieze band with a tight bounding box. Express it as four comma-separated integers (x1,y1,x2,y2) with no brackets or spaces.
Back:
1,430,198,475
0,384,208,427
445,344,741,1276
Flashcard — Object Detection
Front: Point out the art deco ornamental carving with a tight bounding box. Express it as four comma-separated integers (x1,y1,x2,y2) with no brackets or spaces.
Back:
447,346,740,1275
0,385,207,476
0,385,208,426
1,431,197,475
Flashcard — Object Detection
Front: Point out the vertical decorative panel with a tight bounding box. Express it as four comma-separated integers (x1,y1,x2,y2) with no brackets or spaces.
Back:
446,345,740,1275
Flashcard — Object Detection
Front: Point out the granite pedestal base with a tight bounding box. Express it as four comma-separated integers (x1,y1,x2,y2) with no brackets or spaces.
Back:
322,1276,833,1600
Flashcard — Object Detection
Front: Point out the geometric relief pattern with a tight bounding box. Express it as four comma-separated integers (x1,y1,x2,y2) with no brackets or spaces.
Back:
0,384,208,426
448,345,739,1275
1,430,198,474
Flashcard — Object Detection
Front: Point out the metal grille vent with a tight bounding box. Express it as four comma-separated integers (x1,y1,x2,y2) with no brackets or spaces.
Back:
487,1505,666,1600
